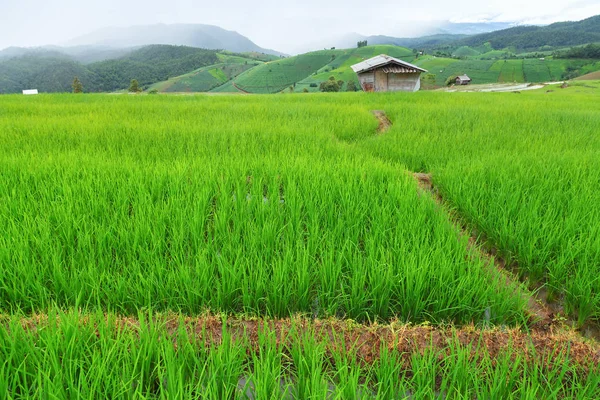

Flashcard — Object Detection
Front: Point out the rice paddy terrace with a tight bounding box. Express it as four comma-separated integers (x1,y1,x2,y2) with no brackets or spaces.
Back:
1,85,599,397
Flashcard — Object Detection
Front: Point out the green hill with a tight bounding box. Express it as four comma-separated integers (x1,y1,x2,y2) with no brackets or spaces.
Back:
148,54,262,93
224,50,340,93
88,45,219,92
296,45,415,92
0,45,221,93
452,46,480,57
221,45,415,94
413,56,600,86
451,15,600,51
0,55,98,94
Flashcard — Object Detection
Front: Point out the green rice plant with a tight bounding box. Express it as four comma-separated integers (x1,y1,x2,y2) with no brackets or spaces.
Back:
363,89,600,325
0,93,528,325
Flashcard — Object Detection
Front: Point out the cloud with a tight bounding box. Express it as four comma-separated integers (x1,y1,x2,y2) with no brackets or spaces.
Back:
0,0,598,52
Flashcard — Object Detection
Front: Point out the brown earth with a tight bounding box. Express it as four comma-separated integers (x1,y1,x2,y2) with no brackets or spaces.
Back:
9,313,599,373
412,172,600,341
371,110,392,133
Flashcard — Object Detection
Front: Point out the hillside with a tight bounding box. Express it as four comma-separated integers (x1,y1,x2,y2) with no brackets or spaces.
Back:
148,54,263,93
220,45,416,94
0,46,135,64
450,15,600,50
0,55,98,94
414,56,600,86
0,45,221,93
66,24,283,56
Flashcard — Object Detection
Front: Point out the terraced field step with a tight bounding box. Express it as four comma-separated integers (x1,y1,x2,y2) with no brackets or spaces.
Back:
412,172,600,342
9,313,600,367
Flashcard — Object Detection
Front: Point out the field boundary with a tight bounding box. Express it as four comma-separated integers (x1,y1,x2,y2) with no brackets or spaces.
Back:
371,110,392,133
10,313,600,368
412,172,600,341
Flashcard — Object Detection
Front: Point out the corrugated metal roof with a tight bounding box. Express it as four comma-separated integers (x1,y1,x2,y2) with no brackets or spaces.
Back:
457,75,471,80
351,54,427,74
381,66,420,74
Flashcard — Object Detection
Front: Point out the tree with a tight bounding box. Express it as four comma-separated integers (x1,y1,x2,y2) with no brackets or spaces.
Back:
346,81,357,92
128,79,141,93
72,77,83,93
320,76,342,92
357,40,368,48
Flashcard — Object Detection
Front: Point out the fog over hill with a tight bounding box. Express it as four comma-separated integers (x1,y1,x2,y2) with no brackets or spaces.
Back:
65,24,284,56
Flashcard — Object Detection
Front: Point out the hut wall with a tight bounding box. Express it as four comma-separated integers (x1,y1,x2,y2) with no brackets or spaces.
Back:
375,70,388,91
387,72,421,92
357,72,375,92
358,70,422,92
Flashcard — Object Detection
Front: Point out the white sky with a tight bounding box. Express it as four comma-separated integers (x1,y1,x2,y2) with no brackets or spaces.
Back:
1,0,599,53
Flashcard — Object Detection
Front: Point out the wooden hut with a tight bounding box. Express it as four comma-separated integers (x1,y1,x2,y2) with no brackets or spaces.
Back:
455,75,472,85
351,55,427,92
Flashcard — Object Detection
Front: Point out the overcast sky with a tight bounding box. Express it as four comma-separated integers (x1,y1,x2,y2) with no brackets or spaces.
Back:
1,0,599,53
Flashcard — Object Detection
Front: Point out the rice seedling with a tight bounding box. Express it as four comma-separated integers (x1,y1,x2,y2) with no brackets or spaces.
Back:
1,88,599,395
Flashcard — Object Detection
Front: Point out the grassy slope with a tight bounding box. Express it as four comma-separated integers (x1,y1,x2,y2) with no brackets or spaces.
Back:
219,45,416,94
225,50,342,93
148,53,262,93
414,56,600,85
295,45,416,92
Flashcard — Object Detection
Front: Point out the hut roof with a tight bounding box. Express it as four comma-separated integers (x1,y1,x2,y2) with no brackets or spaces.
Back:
457,75,471,81
351,54,427,74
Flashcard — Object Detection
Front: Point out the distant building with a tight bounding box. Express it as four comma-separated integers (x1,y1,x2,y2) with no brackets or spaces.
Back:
455,75,472,85
351,55,427,92
22,89,39,95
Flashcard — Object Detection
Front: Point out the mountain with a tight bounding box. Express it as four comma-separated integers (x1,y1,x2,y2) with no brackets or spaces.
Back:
66,24,284,56
451,15,600,50
0,45,135,64
319,21,515,53
433,21,516,35
0,54,96,94
336,33,470,50
0,45,220,94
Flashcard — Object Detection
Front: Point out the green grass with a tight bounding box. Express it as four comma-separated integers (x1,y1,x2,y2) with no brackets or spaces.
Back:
230,50,340,93
497,60,525,83
2,88,600,395
228,45,415,93
296,45,416,93
147,54,261,93
412,56,600,86
362,87,600,326
452,46,481,57
0,93,529,324
1,310,598,399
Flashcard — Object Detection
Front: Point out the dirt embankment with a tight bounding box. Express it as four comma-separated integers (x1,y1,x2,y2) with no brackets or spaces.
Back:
12,313,600,370
412,172,600,341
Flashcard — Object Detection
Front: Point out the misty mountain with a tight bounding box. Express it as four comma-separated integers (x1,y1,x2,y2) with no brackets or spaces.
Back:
450,15,600,50
0,45,136,64
433,21,516,35
333,33,469,50
0,45,220,94
319,21,515,52
66,24,284,56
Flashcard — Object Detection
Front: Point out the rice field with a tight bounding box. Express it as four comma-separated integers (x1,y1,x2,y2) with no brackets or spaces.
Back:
1,88,599,397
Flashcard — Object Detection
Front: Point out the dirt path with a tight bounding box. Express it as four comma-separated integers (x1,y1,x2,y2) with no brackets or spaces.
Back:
412,172,600,341
371,110,392,133
232,81,251,94
12,313,599,369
